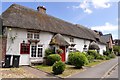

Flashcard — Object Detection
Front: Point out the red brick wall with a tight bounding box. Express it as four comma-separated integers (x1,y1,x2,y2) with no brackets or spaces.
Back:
1,36,7,61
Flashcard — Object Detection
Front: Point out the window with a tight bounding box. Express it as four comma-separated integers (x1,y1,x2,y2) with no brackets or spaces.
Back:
27,32,33,39
20,43,30,54
27,32,39,39
69,47,76,52
37,45,43,57
34,33,39,39
70,37,74,42
31,45,37,57
31,44,43,58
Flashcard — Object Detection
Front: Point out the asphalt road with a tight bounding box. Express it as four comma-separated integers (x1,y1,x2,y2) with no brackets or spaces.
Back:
106,65,118,78
68,57,118,78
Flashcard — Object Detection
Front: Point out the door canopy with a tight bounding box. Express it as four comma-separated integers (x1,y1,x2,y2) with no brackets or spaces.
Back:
89,41,100,50
50,34,70,46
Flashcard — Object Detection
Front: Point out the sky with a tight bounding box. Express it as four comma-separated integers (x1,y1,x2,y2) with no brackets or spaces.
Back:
0,0,119,39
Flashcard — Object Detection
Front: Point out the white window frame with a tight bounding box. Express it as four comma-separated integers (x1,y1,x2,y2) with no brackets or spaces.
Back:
27,32,40,40
30,44,43,58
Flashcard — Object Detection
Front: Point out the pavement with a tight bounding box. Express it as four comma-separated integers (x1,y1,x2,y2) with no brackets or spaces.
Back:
21,66,58,78
68,57,118,78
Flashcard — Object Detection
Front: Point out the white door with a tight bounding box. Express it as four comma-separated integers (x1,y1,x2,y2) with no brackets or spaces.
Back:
19,54,30,65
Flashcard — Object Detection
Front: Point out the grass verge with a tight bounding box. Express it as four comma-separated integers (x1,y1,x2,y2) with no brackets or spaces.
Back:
33,60,108,77
34,64,84,78
85,60,107,67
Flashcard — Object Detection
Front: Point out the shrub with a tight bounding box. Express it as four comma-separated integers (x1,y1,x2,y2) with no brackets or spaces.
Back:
68,52,74,65
86,55,94,63
47,54,61,66
68,52,88,68
45,48,54,57
56,48,63,54
96,55,105,60
108,53,116,58
103,50,111,56
103,55,110,60
87,50,100,59
52,61,66,75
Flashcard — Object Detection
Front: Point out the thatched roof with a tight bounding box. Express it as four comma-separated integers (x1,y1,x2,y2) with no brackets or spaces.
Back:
1,4,106,44
50,34,70,46
89,42,100,50
101,34,113,43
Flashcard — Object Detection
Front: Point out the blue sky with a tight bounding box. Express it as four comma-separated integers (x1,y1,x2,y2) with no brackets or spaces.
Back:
1,1,118,39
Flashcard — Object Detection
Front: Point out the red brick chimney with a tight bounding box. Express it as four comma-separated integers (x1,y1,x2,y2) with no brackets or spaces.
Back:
37,6,46,14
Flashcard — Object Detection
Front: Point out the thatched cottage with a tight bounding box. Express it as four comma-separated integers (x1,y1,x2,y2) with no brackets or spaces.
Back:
1,4,107,65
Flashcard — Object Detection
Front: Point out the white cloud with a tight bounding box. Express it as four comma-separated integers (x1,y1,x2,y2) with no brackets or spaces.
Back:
68,0,111,14
84,8,92,14
92,0,111,8
91,22,118,32
91,22,118,39
71,0,92,14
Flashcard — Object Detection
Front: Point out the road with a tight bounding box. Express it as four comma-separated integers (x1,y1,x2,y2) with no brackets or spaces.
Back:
68,57,118,78
105,65,118,78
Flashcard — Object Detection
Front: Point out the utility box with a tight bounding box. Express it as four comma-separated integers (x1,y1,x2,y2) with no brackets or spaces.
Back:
12,55,20,68
4,55,12,68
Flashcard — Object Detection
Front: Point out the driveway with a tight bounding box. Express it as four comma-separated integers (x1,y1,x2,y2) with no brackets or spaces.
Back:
68,57,118,78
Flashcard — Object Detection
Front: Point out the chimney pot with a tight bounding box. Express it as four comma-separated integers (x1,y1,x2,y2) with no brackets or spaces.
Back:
37,6,46,14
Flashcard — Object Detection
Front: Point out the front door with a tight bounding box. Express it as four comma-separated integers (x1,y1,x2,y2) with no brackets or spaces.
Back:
59,46,66,62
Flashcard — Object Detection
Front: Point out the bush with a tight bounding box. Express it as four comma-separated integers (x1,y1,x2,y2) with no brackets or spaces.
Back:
56,48,63,54
87,50,100,59
108,53,116,58
52,61,66,75
45,48,54,57
96,55,105,60
103,55,110,60
86,55,94,63
68,52,88,68
103,50,111,56
47,54,61,66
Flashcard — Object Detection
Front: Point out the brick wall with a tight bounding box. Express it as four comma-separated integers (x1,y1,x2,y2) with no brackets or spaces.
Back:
0,36,7,62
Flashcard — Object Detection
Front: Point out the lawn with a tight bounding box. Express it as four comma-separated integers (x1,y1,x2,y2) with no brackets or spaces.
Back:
34,64,84,78
33,60,106,78
85,60,107,67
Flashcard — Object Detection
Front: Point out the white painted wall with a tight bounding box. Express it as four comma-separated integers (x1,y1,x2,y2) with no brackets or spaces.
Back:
63,35,90,61
6,28,54,65
98,43,106,55
6,28,29,65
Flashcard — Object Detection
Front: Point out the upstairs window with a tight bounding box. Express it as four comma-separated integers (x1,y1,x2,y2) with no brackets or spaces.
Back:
27,32,39,39
34,33,39,39
27,32,33,39
70,37,74,42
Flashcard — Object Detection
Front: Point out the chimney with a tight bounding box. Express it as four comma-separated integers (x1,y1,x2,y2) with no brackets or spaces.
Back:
37,6,46,14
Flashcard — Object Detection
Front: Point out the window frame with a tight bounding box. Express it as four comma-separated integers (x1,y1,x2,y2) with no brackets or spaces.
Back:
70,37,74,42
20,43,30,54
30,44,43,58
27,32,40,40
